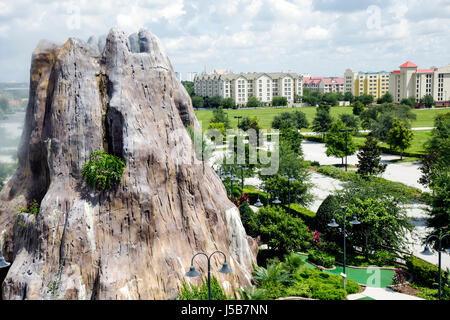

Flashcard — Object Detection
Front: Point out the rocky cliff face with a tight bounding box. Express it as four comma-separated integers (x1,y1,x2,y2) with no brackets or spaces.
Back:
0,28,256,300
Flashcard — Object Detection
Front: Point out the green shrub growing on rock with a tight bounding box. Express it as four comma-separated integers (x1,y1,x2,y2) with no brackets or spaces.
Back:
81,150,126,191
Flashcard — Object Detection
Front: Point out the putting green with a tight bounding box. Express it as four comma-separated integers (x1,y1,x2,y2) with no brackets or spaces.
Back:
298,254,395,288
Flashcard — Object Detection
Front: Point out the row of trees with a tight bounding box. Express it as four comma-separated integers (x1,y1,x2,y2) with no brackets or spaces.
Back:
311,102,416,159
301,89,375,107
419,112,450,248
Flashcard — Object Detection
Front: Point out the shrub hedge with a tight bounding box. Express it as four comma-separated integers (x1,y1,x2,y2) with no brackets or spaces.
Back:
243,188,316,226
308,250,335,268
316,166,422,200
406,255,446,287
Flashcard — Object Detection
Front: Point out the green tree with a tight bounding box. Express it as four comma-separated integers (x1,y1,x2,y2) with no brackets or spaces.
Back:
181,81,194,97
360,103,416,141
322,92,338,106
272,96,288,106
357,94,374,105
344,91,354,103
222,97,235,109
339,113,359,134
238,116,261,135
335,91,344,102
419,113,450,186
318,180,413,252
210,106,230,129
271,111,309,131
386,118,413,159
312,107,333,141
425,170,450,248
419,113,450,248
255,206,312,253
247,96,261,108
263,174,311,207
400,97,416,107
291,110,309,130
206,95,223,108
191,95,204,109
379,92,394,104
324,120,357,164
421,94,435,108
356,135,387,177
352,101,364,116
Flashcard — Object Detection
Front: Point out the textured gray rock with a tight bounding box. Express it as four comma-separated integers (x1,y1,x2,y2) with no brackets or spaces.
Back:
0,28,256,300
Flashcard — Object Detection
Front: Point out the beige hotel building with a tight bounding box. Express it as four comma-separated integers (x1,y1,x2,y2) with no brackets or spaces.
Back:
389,61,450,104
194,70,303,106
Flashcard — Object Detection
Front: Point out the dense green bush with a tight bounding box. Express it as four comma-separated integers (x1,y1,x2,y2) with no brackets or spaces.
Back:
256,206,313,253
286,204,315,226
178,276,228,300
239,202,258,237
406,255,445,287
81,150,126,191
314,195,340,233
243,189,268,206
371,250,397,266
252,254,359,300
308,250,335,268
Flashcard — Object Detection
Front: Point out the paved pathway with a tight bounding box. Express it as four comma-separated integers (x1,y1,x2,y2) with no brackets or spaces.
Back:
302,140,429,192
347,287,423,300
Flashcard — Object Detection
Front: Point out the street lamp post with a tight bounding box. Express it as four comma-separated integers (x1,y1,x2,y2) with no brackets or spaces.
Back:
328,209,361,290
221,167,239,201
185,251,233,300
283,174,296,214
421,234,450,300
339,129,353,172
237,164,247,190
234,116,242,128
266,189,281,206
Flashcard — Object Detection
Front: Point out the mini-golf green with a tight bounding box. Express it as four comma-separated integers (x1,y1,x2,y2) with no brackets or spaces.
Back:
298,254,395,288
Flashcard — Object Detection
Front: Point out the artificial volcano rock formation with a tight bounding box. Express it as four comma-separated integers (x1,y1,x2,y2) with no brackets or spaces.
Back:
0,28,256,300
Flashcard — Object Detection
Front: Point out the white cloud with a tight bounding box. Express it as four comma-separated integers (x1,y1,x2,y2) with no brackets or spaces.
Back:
0,0,449,81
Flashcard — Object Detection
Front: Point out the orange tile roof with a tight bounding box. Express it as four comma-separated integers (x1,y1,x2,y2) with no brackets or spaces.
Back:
399,61,418,68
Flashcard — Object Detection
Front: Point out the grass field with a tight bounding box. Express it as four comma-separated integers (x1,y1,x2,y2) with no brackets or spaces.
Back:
195,106,449,131
352,130,432,154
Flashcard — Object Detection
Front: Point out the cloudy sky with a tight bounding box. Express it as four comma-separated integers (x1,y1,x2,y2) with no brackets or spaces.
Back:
0,0,450,82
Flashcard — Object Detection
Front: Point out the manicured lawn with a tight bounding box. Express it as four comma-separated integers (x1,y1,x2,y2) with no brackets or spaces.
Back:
411,108,450,127
195,106,449,131
298,254,395,288
352,130,432,154
195,106,353,131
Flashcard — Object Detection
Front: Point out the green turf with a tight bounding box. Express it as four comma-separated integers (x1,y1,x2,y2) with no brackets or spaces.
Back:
297,254,394,288
195,106,449,131
411,108,449,127
352,130,431,155
357,296,376,300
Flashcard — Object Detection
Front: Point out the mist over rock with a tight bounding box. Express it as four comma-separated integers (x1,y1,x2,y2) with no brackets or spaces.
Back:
0,28,256,300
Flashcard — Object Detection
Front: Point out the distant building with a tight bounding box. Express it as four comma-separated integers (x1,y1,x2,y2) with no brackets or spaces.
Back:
344,69,390,99
302,77,344,94
389,61,450,104
194,71,303,106
186,72,198,82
